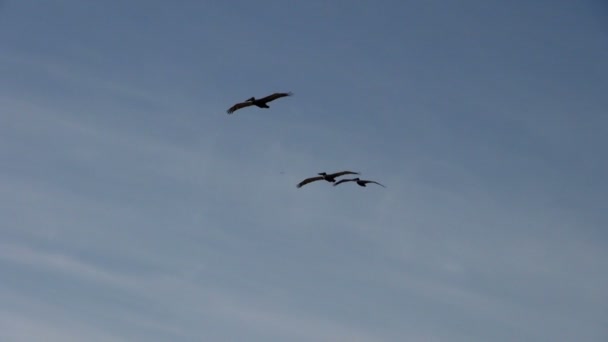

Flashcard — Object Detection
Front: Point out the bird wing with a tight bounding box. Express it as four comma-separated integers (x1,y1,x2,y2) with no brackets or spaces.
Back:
226,101,255,114
258,92,293,103
329,171,360,178
333,178,356,186
363,180,386,187
296,175,324,188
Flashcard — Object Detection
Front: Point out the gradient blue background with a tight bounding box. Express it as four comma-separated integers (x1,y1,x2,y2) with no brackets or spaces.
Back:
1,0,607,341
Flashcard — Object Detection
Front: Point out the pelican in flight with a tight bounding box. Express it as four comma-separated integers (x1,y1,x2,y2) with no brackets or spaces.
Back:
226,92,293,114
296,171,359,188
333,177,386,188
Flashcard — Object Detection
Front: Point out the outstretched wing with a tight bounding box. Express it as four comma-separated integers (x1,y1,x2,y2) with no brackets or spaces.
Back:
226,101,254,114
329,171,359,178
333,178,356,186
296,175,323,188
258,92,293,103
363,180,386,188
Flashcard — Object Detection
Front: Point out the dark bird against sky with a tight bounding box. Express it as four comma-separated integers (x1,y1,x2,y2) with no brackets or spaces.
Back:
226,92,293,114
296,171,359,188
333,177,386,188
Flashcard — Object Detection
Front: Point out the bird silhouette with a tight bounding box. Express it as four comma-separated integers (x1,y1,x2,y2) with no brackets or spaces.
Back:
226,92,293,114
296,171,359,188
333,177,386,188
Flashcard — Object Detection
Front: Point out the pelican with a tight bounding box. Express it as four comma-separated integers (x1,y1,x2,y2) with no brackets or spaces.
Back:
333,177,386,188
226,92,293,114
296,171,359,188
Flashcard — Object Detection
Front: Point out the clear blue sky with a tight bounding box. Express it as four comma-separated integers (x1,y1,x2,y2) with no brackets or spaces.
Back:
1,0,607,341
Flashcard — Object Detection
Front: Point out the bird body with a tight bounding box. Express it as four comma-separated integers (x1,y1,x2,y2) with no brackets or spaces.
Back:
226,92,293,114
296,171,359,188
333,177,385,188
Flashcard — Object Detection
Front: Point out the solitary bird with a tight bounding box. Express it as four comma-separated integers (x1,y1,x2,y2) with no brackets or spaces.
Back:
296,171,359,188
333,177,386,188
226,92,293,114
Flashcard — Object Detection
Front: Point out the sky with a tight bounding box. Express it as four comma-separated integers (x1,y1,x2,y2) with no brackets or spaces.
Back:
1,0,607,341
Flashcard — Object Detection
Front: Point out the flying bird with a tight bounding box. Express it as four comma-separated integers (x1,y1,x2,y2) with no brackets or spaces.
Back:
226,92,293,114
296,171,359,188
333,177,386,188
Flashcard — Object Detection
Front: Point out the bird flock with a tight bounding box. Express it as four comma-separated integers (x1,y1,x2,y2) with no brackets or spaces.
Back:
226,92,385,189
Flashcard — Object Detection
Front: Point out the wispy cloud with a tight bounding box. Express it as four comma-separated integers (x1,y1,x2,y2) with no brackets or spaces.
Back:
0,240,386,341
0,309,128,342
1,1,607,341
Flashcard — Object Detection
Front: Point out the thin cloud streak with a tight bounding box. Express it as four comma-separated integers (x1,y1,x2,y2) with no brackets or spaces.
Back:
0,241,386,341
1,0,607,341
3,92,607,340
